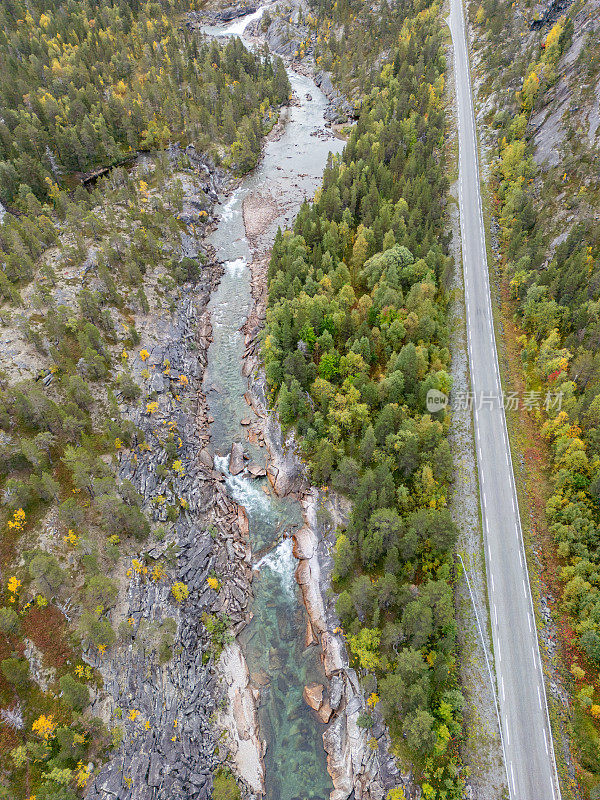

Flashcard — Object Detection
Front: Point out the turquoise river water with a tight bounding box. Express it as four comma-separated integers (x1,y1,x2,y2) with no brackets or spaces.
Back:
200,10,344,800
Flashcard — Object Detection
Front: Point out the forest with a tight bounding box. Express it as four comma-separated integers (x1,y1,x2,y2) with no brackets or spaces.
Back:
0,0,289,797
474,0,600,791
0,0,290,205
264,1,465,796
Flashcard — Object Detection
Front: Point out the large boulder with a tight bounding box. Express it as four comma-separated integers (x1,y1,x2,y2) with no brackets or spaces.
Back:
229,442,245,475
303,682,324,712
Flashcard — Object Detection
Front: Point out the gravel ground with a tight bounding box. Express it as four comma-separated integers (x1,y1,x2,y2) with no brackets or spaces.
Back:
242,191,282,250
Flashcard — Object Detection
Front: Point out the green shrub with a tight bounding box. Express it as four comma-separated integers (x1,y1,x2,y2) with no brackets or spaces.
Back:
213,768,241,800
171,257,201,284
53,727,87,767
1,657,29,688
78,612,116,651
83,575,118,611
59,674,90,712
29,552,65,597
574,707,600,775
0,606,19,634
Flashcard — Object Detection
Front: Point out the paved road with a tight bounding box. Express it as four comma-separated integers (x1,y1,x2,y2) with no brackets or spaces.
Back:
448,1,562,798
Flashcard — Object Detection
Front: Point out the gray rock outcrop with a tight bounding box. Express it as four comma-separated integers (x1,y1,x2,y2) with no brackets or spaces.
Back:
86,159,253,800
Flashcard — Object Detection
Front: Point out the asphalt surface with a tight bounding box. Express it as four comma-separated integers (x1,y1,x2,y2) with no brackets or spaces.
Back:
448,1,562,798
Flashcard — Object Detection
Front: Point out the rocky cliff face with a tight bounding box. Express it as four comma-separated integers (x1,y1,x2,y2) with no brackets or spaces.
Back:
86,293,220,800
528,1,599,169
242,7,356,124
469,0,599,174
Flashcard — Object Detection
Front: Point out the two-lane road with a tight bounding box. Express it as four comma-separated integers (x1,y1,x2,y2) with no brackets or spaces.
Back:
448,0,562,797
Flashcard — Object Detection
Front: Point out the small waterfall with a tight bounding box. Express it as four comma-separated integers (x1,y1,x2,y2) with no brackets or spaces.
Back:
216,5,268,37
214,453,271,516
218,195,237,223
225,257,246,277
254,538,296,598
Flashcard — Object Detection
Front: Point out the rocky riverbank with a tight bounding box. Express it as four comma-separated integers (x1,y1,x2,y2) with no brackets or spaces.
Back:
296,493,410,800
195,3,258,24
85,149,261,800
237,175,406,798
84,294,222,799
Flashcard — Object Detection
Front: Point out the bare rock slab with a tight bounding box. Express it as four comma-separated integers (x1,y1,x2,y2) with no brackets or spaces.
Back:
229,441,245,475
303,682,325,712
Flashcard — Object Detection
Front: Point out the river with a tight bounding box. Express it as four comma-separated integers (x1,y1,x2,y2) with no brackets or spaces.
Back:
199,10,345,800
